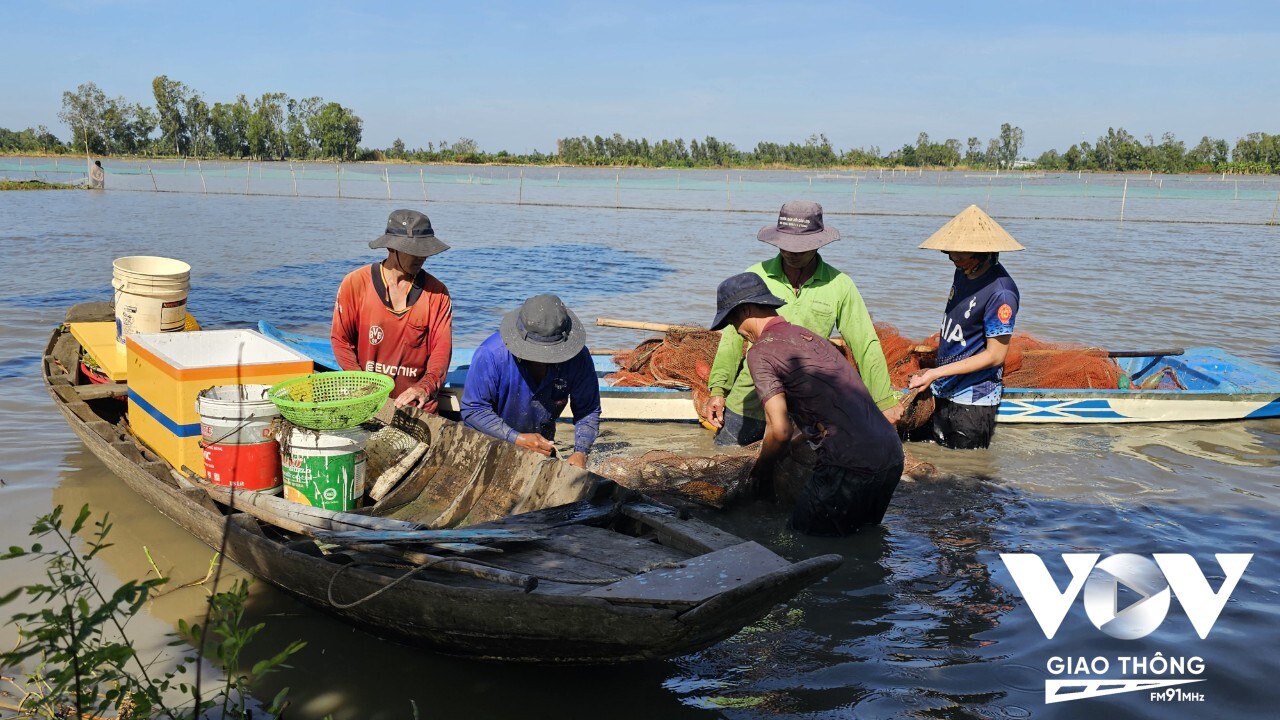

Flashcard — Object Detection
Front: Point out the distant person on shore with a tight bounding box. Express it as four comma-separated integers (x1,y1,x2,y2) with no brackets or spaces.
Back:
709,272,904,535
88,160,104,189
331,209,453,411
461,294,602,468
907,205,1023,449
705,200,902,445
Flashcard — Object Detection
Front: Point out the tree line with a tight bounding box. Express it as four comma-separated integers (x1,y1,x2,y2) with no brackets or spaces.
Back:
5,77,364,161
2,85,1277,174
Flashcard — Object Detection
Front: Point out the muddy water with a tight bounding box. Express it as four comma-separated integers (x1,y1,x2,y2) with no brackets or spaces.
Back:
1,170,1278,719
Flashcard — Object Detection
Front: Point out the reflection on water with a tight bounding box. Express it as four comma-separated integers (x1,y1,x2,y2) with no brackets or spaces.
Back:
2,181,1278,718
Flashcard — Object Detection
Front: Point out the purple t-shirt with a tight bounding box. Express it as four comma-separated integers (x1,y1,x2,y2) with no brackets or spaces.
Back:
747,319,903,472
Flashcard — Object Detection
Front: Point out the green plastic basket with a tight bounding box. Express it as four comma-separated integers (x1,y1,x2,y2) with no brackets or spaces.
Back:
267,371,394,430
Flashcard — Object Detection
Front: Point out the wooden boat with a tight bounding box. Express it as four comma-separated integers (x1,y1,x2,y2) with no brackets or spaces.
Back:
47,305,841,663
259,323,1280,425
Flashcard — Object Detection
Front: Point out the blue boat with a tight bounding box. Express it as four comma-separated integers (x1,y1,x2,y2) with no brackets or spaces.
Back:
257,323,1280,425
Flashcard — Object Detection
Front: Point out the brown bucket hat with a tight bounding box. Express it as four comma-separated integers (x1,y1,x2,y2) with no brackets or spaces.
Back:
757,200,841,252
369,209,451,258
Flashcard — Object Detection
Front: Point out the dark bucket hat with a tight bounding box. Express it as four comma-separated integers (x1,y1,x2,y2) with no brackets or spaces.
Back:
710,273,786,331
369,209,450,258
757,200,840,252
500,294,587,364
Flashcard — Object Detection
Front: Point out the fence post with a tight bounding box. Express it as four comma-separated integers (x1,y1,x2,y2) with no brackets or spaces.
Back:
197,159,206,194
615,173,620,208
384,167,392,199
290,162,298,196
852,177,859,214
518,168,524,205
985,177,992,210
336,164,342,198
420,168,427,202
1119,178,1128,222
725,173,730,209
245,161,251,194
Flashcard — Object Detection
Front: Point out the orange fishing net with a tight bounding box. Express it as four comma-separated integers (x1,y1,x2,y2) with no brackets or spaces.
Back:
608,329,723,416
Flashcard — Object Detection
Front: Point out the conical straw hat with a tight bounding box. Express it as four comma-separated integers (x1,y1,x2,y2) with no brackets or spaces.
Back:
918,205,1025,252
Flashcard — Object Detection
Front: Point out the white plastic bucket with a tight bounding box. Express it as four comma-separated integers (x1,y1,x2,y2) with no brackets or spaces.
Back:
197,385,279,445
113,255,191,343
280,427,369,511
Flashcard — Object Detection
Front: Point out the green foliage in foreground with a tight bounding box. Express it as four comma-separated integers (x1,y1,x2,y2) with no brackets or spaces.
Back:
0,505,304,719
0,179,80,191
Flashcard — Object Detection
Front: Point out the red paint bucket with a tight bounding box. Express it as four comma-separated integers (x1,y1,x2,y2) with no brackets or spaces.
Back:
202,440,282,493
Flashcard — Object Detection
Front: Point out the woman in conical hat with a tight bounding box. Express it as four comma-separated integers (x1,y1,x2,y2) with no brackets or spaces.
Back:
907,205,1023,449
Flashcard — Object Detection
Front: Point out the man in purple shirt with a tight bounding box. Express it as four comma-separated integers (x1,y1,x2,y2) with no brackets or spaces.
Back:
710,273,905,536
460,294,601,468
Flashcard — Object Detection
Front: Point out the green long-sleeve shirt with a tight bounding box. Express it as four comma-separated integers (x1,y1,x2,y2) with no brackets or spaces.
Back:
707,254,898,419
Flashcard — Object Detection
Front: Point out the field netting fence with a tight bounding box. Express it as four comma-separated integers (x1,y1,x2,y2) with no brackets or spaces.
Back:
4,157,1280,225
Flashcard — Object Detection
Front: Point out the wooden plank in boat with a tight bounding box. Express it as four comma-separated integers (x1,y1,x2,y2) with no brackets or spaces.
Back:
583,541,791,605
314,528,544,545
620,503,739,554
538,525,687,574
74,383,128,400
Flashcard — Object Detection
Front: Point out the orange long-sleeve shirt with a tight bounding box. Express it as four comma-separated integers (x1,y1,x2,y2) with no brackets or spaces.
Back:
330,264,452,413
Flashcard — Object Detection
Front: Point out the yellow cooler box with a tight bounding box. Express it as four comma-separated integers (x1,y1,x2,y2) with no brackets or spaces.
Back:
126,329,313,475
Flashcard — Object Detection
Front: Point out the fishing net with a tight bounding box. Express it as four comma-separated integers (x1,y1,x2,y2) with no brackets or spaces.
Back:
597,323,1140,507
608,329,723,415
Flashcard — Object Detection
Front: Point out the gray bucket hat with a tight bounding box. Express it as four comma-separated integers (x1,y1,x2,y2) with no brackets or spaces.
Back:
369,209,450,258
710,273,786,331
757,200,840,252
500,294,587,364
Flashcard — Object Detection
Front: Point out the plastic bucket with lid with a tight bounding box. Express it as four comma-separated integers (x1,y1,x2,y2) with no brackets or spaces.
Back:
202,441,282,494
280,427,369,511
197,384,282,492
197,385,279,445
113,255,191,343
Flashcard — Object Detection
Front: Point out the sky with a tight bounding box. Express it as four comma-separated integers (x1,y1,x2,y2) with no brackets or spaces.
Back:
3,0,1277,157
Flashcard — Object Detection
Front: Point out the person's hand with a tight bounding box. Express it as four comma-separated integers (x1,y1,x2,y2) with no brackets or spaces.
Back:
907,370,935,391
705,396,726,429
882,402,904,426
514,433,555,456
566,451,588,468
395,386,429,408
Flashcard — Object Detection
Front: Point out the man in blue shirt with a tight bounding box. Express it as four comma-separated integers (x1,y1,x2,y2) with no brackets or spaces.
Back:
461,294,602,467
908,205,1023,449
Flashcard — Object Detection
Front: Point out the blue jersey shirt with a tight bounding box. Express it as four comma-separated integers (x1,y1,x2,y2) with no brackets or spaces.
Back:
931,263,1020,405
460,332,602,454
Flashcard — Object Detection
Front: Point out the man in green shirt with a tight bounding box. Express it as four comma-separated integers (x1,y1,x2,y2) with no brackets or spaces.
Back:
706,200,903,445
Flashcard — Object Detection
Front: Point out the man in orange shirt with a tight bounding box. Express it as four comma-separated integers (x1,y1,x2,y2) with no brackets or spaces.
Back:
331,209,453,412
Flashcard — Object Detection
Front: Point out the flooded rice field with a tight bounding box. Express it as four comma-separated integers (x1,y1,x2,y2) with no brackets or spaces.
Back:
1,165,1278,718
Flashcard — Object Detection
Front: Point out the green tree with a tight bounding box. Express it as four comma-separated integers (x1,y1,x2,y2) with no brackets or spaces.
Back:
152,75,191,155
308,102,363,160
58,82,110,154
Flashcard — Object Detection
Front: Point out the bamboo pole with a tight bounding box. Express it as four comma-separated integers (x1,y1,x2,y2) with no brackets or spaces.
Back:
197,159,206,194
336,164,342,198
518,168,524,205
615,173,620,207
384,167,392,199
290,162,298,196
1269,192,1280,226
148,165,159,192
245,161,250,194
420,168,427,202
1120,178,1128,222
852,177,859,214
596,317,705,333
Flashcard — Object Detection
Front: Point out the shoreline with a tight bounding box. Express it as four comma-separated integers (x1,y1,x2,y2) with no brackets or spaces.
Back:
2,151,1271,177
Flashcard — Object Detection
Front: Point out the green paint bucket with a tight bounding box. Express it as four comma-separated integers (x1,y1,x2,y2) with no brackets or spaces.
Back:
281,427,369,511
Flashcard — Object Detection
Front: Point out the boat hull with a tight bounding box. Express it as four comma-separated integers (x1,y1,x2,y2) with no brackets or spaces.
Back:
47,315,841,663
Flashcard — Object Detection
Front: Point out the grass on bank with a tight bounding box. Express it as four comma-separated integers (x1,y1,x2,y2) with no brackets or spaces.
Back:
0,179,81,191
